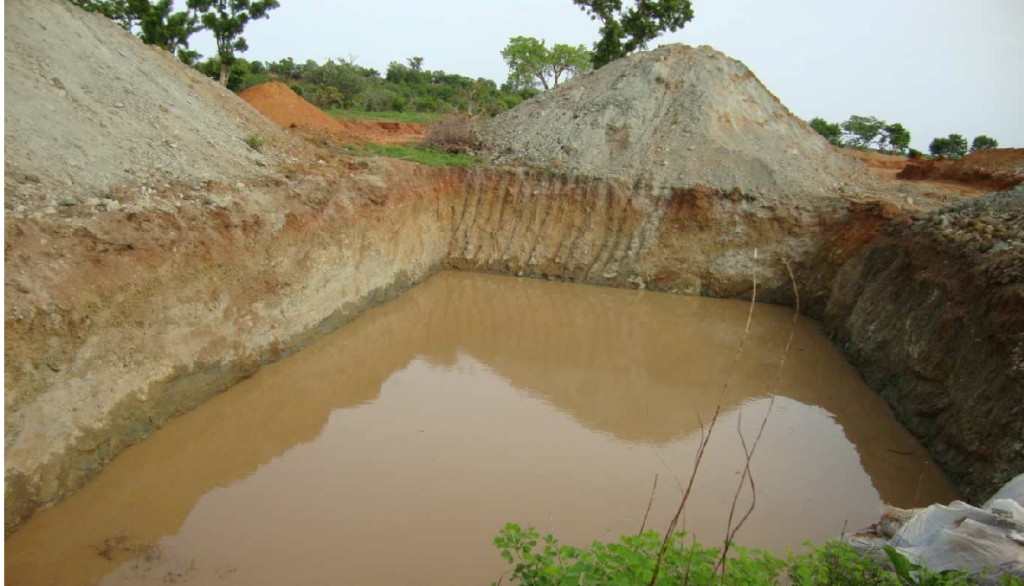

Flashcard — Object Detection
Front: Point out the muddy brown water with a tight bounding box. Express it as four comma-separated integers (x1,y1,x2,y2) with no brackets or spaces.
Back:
6,272,958,586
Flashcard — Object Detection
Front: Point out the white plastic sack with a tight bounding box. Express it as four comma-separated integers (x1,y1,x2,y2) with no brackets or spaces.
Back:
848,474,1024,580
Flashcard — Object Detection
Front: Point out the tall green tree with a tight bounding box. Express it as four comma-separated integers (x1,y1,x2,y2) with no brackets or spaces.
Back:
547,43,593,86
809,117,843,147
929,134,969,159
197,0,280,87
879,123,911,155
840,115,885,150
573,0,694,68
407,56,425,72
139,0,206,54
70,0,204,55
971,135,999,152
501,36,592,90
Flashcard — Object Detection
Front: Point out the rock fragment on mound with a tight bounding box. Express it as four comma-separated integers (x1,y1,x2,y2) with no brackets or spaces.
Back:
480,44,871,199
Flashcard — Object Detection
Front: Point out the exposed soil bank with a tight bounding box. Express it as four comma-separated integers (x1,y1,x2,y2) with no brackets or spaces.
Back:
825,186,1024,502
898,149,1024,192
4,159,452,535
7,159,1019,535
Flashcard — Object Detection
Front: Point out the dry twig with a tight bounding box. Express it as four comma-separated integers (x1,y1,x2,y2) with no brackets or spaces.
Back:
638,474,660,536
646,248,761,586
715,260,801,576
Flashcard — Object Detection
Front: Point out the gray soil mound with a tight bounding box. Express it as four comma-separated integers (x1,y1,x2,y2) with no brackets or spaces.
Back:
480,44,871,199
3,0,289,213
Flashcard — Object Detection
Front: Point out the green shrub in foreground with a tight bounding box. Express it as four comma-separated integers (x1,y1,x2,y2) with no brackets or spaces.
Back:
491,523,1011,586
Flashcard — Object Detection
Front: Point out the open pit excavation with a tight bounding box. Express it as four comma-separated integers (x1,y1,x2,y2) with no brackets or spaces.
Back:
4,0,1024,583
6,272,961,585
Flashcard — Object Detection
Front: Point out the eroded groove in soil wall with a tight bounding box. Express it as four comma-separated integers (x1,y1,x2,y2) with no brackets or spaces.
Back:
443,169,847,305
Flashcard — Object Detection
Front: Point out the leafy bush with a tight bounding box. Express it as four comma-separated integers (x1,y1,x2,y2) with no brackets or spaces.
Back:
841,115,886,150
425,114,481,154
411,96,442,113
970,135,998,153
929,134,969,159
879,123,911,155
355,87,400,112
244,135,265,151
908,149,923,159
810,117,843,147
308,85,343,109
492,524,996,586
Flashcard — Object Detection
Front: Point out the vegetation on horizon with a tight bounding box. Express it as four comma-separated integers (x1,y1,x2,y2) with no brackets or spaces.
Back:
970,135,999,153
810,115,1000,160
196,55,539,118
810,115,911,155
926,133,997,160
501,37,593,90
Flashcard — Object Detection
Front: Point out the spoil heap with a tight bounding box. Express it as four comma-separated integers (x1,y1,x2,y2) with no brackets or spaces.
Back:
3,0,289,214
239,81,344,131
479,44,871,198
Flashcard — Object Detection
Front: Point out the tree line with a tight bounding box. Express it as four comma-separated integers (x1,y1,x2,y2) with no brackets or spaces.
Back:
810,115,999,159
207,55,540,116
70,0,699,92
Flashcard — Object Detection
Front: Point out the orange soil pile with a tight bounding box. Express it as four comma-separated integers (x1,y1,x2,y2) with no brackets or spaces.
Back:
239,81,425,144
240,81,339,130
898,148,1024,191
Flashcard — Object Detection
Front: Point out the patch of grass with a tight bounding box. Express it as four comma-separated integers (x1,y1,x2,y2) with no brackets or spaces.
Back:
326,109,443,125
339,143,482,168
245,134,265,151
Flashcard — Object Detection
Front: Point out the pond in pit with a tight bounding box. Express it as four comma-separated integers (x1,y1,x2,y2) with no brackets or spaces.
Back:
5,271,958,586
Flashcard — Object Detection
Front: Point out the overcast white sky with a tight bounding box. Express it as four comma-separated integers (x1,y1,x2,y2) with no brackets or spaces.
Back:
187,0,1024,151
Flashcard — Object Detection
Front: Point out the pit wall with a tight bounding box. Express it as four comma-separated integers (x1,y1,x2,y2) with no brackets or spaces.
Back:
825,229,1024,503
3,159,1008,535
4,160,454,535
